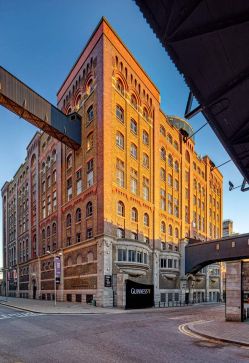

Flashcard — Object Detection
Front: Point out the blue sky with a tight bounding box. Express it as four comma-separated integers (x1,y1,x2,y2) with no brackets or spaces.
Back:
0,0,247,267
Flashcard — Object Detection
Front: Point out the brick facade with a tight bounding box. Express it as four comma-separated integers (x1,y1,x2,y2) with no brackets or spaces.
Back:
1,18,223,307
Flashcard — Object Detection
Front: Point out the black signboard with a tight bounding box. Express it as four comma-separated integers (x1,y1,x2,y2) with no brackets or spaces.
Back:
104,275,112,287
126,280,154,309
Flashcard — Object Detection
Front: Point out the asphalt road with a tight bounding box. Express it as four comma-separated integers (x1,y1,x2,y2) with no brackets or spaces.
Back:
0,304,248,363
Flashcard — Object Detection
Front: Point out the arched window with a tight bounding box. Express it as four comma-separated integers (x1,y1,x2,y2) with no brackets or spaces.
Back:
116,131,124,149
47,226,51,237
169,224,173,236
131,207,138,222
131,94,137,110
142,130,149,145
160,147,166,161
76,208,81,223
174,141,179,150
167,133,173,144
75,254,82,265
66,256,73,267
117,201,125,216
86,79,94,94
87,251,94,262
87,105,94,122
116,104,124,122
160,125,166,136
130,143,137,159
52,222,56,235
87,132,94,151
130,118,137,134
66,154,72,169
174,160,179,172
86,201,93,217
75,94,82,107
143,153,149,168
143,108,148,120
144,213,149,226
116,79,124,95
168,154,173,167
185,150,190,163
66,214,72,228
161,221,166,233
175,228,179,239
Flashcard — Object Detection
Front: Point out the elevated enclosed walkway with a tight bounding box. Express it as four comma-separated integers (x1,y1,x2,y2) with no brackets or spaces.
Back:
0,66,81,149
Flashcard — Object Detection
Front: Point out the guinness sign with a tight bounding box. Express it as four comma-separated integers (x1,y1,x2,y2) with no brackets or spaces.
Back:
126,280,154,309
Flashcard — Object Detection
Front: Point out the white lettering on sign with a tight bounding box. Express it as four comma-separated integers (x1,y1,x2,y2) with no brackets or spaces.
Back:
130,288,151,295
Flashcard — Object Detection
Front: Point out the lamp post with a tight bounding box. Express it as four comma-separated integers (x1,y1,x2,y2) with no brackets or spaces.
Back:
46,251,62,306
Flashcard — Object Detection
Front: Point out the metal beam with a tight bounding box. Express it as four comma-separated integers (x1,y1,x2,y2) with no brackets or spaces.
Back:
0,66,81,150
170,11,249,43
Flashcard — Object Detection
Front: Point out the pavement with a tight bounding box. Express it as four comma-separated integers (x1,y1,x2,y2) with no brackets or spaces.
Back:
0,296,122,314
186,318,249,347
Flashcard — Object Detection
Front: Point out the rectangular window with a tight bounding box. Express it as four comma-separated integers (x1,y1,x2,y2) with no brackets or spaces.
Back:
160,258,167,268
142,130,149,145
67,178,72,201
160,188,166,211
76,169,82,195
86,228,93,239
116,158,125,187
116,105,124,122
160,168,166,181
42,200,46,219
47,195,51,215
87,159,94,187
168,193,173,214
168,259,173,268
130,177,137,194
137,252,142,263
174,179,179,191
118,248,126,261
52,170,56,183
143,177,149,201
128,250,136,262
53,191,57,209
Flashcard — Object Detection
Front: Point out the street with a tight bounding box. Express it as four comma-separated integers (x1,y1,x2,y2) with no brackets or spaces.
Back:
0,304,248,363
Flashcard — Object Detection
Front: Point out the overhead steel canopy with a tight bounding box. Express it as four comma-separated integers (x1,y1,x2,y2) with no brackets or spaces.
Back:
0,67,81,150
135,0,249,181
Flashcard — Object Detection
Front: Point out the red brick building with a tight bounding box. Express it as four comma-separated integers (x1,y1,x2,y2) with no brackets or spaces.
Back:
1,18,223,307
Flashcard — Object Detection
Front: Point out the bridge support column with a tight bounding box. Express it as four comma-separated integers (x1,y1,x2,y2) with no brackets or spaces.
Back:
180,239,188,303
225,261,242,322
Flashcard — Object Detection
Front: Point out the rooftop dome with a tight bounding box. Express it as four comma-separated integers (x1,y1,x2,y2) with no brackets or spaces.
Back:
168,115,195,142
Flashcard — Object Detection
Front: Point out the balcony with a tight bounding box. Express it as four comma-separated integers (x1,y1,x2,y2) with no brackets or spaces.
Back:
114,238,151,277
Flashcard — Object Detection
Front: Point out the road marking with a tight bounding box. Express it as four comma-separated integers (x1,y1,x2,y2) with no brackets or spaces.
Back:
178,320,213,340
0,312,44,320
